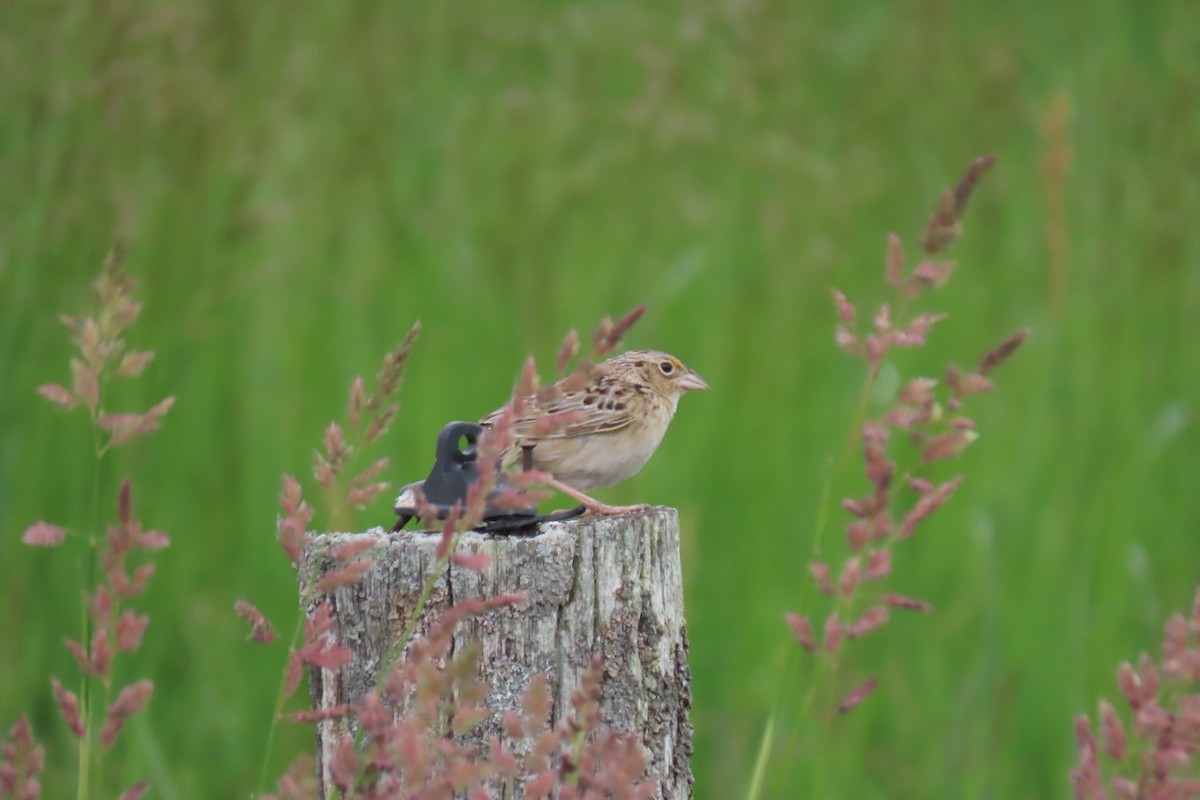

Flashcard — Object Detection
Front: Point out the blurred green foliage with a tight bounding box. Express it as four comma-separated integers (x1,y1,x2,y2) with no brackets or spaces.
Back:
2,0,1198,796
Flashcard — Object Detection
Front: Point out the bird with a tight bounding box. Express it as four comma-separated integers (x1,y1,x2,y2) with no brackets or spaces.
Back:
480,349,709,515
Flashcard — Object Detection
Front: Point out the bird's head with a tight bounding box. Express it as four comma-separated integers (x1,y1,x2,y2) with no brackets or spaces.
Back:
611,350,709,399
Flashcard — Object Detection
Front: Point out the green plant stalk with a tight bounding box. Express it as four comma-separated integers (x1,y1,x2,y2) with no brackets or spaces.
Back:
374,535,456,694
745,697,777,800
789,356,968,794
379,568,438,684
325,418,373,535
752,368,874,796
259,424,400,796
331,536,456,794
93,622,114,799
325,476,348,536
78,410,104,800
255,526,406,799
564,721,587,788
808,373,874,563
254,611,306,799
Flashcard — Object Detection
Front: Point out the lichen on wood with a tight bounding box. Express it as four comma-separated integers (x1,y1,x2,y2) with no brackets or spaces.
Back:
300,505,693,799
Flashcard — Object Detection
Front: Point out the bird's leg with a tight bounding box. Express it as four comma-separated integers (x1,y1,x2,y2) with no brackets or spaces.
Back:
540,475,649,516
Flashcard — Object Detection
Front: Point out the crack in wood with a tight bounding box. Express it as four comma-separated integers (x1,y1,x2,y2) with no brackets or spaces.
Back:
301,507,693,799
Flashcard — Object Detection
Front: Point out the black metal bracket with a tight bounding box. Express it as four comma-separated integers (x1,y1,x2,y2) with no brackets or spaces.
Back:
391,421,584,534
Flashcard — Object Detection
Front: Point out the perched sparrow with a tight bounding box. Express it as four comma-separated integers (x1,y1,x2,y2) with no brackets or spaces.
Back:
480,350,709,515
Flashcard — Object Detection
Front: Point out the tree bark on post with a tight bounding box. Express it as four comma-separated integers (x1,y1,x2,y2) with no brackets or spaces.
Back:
299,506,694,799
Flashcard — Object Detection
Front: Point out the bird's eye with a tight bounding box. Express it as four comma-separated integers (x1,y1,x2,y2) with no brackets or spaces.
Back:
659,361,675,375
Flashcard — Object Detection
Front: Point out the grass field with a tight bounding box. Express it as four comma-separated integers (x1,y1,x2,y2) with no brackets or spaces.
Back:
2,0,1199,797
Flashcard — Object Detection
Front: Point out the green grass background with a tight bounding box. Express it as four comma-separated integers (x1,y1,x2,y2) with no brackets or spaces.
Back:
2,0,1198,797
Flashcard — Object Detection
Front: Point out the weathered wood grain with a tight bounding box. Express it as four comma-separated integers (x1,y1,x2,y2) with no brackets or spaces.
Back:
300,505,693,799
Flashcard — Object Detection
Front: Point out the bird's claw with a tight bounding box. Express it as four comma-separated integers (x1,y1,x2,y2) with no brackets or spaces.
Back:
582,501,650,516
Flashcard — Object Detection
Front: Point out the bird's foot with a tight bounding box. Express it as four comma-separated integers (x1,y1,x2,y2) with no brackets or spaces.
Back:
582,500,650,516
542,476,649,516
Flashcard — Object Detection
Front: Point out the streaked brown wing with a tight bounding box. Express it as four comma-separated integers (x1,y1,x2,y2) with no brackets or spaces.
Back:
480,386,637,440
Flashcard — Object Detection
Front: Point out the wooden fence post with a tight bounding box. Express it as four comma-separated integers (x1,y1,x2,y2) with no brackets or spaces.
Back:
299,506,694,799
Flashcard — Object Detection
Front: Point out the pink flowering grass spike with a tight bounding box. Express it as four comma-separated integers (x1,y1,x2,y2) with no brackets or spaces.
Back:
235,600,278,645
769,158,1028,792
98,396,176,449
276,475,312,566
296,601,351,672
837,678,879,715
115,782,148,800
314,559,372,593
847,607,889,640
48,679,84,738
115,610,149,652
785,613,816,652
55,482,163,783
9,245,177,800
451,550,493,572
99,681,153,749
261,755,319,800
921,155,995,256
882,594,934,613
548,657,657,800
808,562,834,596
1,716,45,800
557,328,581,373
823,614,843,656
309,322,421,530
102,481,169,599
979,327,1031,375
592,303,646,356
1071,585,1200,799
35,245,175,455
20,522,65,548
367,322,421,432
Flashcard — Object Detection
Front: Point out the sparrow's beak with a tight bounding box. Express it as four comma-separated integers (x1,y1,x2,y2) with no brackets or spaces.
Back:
678,370,710,392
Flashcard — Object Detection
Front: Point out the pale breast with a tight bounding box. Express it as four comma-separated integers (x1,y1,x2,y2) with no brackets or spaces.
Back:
528,391,676,490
